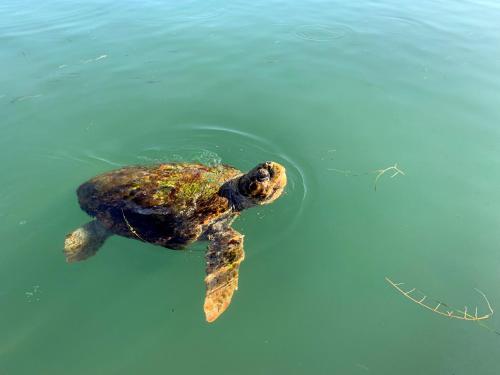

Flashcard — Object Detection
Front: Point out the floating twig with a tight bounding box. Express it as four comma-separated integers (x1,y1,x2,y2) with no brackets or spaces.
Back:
385,277,493,321
373,163,405,191
328,162,405,191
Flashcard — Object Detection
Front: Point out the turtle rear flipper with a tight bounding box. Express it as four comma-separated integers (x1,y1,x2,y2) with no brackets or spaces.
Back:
64,220,111,263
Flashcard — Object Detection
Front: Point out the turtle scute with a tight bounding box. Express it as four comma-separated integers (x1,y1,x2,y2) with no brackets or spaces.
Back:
74,163,242,249
80,163,240,213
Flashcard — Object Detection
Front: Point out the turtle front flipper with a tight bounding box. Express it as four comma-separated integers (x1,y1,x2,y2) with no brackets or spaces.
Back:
64,220,111,263
204,228,245,323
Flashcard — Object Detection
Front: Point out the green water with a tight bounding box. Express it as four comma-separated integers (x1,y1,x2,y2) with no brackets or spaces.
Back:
2,0,500,373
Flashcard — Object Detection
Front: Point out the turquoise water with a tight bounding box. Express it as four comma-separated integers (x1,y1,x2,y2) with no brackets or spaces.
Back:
2,0,500,373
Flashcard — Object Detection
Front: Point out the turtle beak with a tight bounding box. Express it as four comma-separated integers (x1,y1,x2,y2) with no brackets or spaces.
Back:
265,161,287,202
271,162,287,195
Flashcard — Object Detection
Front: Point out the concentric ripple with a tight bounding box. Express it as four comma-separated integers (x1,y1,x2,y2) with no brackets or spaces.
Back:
294,24,352,42
132,124,309,244
48,124,309,254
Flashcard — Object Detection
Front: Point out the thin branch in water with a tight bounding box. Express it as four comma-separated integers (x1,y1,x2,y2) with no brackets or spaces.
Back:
475,288,494,315
373,163,405,191
385,277,494,321
328,162,405,191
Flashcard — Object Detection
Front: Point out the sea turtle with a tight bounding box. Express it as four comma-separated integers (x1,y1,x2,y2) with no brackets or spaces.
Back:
64,161,287,322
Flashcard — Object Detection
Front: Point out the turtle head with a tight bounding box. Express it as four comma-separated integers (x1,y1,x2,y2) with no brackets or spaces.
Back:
237,161,287,206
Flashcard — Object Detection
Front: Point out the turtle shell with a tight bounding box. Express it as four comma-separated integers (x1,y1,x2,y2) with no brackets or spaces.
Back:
77,163,242,249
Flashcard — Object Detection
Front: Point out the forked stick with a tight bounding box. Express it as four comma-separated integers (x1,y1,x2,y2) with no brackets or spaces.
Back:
385,277,494,321
373,164,405,191
328,163,405,191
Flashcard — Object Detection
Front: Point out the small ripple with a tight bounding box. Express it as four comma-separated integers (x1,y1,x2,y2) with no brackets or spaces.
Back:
0,1,113,37
137,147,222,166
44,151,93,166
43,150,123,168
294,24,352,42
377,14,437,34
83,152,123,167
193,124,308,205
173,0,227,21
183,7,226,21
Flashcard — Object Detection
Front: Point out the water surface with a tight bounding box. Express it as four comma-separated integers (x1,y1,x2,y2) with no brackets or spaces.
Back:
2,0,500,374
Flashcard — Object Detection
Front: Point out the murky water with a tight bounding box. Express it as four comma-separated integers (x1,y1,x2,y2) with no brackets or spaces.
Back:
2,0,500,374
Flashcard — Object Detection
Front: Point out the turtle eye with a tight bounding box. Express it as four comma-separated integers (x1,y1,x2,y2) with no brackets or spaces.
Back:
256,168,270,182
263,161,275,178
